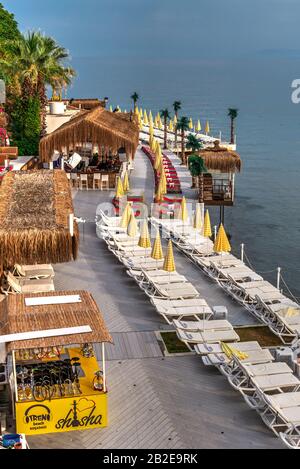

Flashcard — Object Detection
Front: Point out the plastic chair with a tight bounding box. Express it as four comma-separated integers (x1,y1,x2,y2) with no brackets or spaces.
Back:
101,174,109,190
71,173,79,189
79,174,88,190
93,173,101,190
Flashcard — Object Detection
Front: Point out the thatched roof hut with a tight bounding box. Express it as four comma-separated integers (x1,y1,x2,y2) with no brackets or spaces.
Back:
0,290,113,351
68,98,106,110
198,140,241,173
0,169,79,267
39,106,139,162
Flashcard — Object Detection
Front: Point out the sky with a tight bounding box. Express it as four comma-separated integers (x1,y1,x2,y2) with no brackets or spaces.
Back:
3,0,300,61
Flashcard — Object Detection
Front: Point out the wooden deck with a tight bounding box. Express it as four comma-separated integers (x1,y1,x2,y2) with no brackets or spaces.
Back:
27,148,282,449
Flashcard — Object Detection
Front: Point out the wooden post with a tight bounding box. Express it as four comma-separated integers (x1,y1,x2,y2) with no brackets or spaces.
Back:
12,350,18,404
102,343,107,393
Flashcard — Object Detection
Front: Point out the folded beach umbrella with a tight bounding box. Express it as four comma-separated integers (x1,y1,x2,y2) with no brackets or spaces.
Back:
109,105,113,112
143,110,149,126
169,120,174,132
203,210,212,237
196,120,202,132
135,107,140,116
154,116,159,128
160,170,167,195
127,211,138,238
155,184,163,203
193,204,203,230
221,342,248,360
139,108,143,120
149,110,153,125
205,121,210,134
154,144,162,170
214,223,231,253
189,118,194,130
123,171,130,192
163,240,176,272
173,114,177,125
151,230,164,260
120,202,132,228
180,196,188,223
115,177,125,198
138,220,151,249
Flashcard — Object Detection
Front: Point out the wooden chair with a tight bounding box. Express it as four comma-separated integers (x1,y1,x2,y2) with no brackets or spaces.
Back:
79,174,88,190
100,174,109,190
93,173,101,190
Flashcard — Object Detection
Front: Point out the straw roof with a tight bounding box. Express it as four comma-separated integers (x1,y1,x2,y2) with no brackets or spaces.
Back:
68,99,106,110
199,140,241,173
0,290,113,351
0,169,79,267
39,106,139,162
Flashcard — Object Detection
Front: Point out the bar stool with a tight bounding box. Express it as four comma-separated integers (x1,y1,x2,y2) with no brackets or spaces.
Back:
71,173,79,189
93,173,101,190
79,174,88,190
100,174,109,190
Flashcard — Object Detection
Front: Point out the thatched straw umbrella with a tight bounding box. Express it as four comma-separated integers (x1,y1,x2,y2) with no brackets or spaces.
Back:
199,140,241,173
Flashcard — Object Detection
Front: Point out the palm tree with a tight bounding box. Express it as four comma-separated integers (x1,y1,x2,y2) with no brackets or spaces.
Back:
188,156,208,199
173,100,181,150
1,31,75,134
176,116,189,165
186,135,203,187
160,108,171,149
131,92,139,112
228,108,238,144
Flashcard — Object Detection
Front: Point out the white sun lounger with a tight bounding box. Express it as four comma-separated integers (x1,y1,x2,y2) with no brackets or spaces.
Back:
176,329,240,351
145,282,199,301
173,319,232,332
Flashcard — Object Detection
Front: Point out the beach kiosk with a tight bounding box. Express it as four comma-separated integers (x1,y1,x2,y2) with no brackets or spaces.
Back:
0,290,113,436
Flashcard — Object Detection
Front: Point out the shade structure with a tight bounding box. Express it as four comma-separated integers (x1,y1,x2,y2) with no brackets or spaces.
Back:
189,118,194,130
193,204,203,230
203,210,212,237
39,106,139,162
127,211,138,237
0,170,79,267
151,230,164,260
138,220,151,249
205,121,210,134
214,223,231,253
180,196,188,222
120,202,132,228
143,110,149,126
221,342,248,360
196,120,202,132
163,240,176,272
115,177,125,198
154,144,163,170
199,140,241,173
123,171,130,192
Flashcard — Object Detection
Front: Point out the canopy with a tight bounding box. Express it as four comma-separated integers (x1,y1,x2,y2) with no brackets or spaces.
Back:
40,106,139,162
199,140,241,173
0,290,113,352
0,170,78,267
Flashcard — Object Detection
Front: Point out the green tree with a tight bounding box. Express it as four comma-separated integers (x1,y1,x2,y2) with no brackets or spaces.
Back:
188,155,207,197
10,95,41,156
0,3,21,81
186,134,204,187
228,108,238,144
176,116,189,165
173,100,181,150
131,92,139,111
160,108,171,149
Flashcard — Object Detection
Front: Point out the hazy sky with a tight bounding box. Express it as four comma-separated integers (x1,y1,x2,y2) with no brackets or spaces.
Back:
3,0,300,61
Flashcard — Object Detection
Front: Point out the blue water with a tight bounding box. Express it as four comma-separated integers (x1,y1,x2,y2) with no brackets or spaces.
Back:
71,56,300,297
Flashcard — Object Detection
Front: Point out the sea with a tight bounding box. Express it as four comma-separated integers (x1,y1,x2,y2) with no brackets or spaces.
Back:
71,56,300,299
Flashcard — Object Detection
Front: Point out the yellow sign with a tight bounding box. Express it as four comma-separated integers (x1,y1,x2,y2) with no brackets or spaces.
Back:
16,393,108,435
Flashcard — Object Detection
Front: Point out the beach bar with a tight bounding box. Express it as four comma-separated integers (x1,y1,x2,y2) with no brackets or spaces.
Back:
0,291,113,436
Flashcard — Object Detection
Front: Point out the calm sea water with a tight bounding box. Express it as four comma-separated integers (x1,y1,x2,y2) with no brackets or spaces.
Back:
71,56,300,298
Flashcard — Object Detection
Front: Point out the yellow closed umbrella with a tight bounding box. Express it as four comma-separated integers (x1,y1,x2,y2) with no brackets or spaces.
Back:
221,342,248,360
214,224,231,253
163,240,176,272
116,106,121,113
149,110,153,124
196,120,201,132
154,116,159,128
135,107,139,116
173,114,177,125
154,144,162,170
189,118,193,130
205,121,210,134
127,211,138,238
150,137,156,152
151,230,164,260
120,202,131,228
203,210,212,237
160,169,167,194
169,120,174,132
115,177,125,198
123,171,130,192
180,196,188,222
155,183,163,202
139,108,143,119
143,110,149,126
193,204,203,230
109,105,113,112
138,220,151,249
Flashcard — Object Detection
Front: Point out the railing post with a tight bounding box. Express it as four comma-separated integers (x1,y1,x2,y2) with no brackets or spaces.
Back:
241,243,245,262
277,267,281,290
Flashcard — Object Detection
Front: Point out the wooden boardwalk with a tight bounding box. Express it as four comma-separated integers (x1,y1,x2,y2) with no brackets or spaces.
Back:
95,332,163,361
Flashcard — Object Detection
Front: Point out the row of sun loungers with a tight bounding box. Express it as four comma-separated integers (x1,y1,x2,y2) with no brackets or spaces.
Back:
150,217,300,345
1,265,55,295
